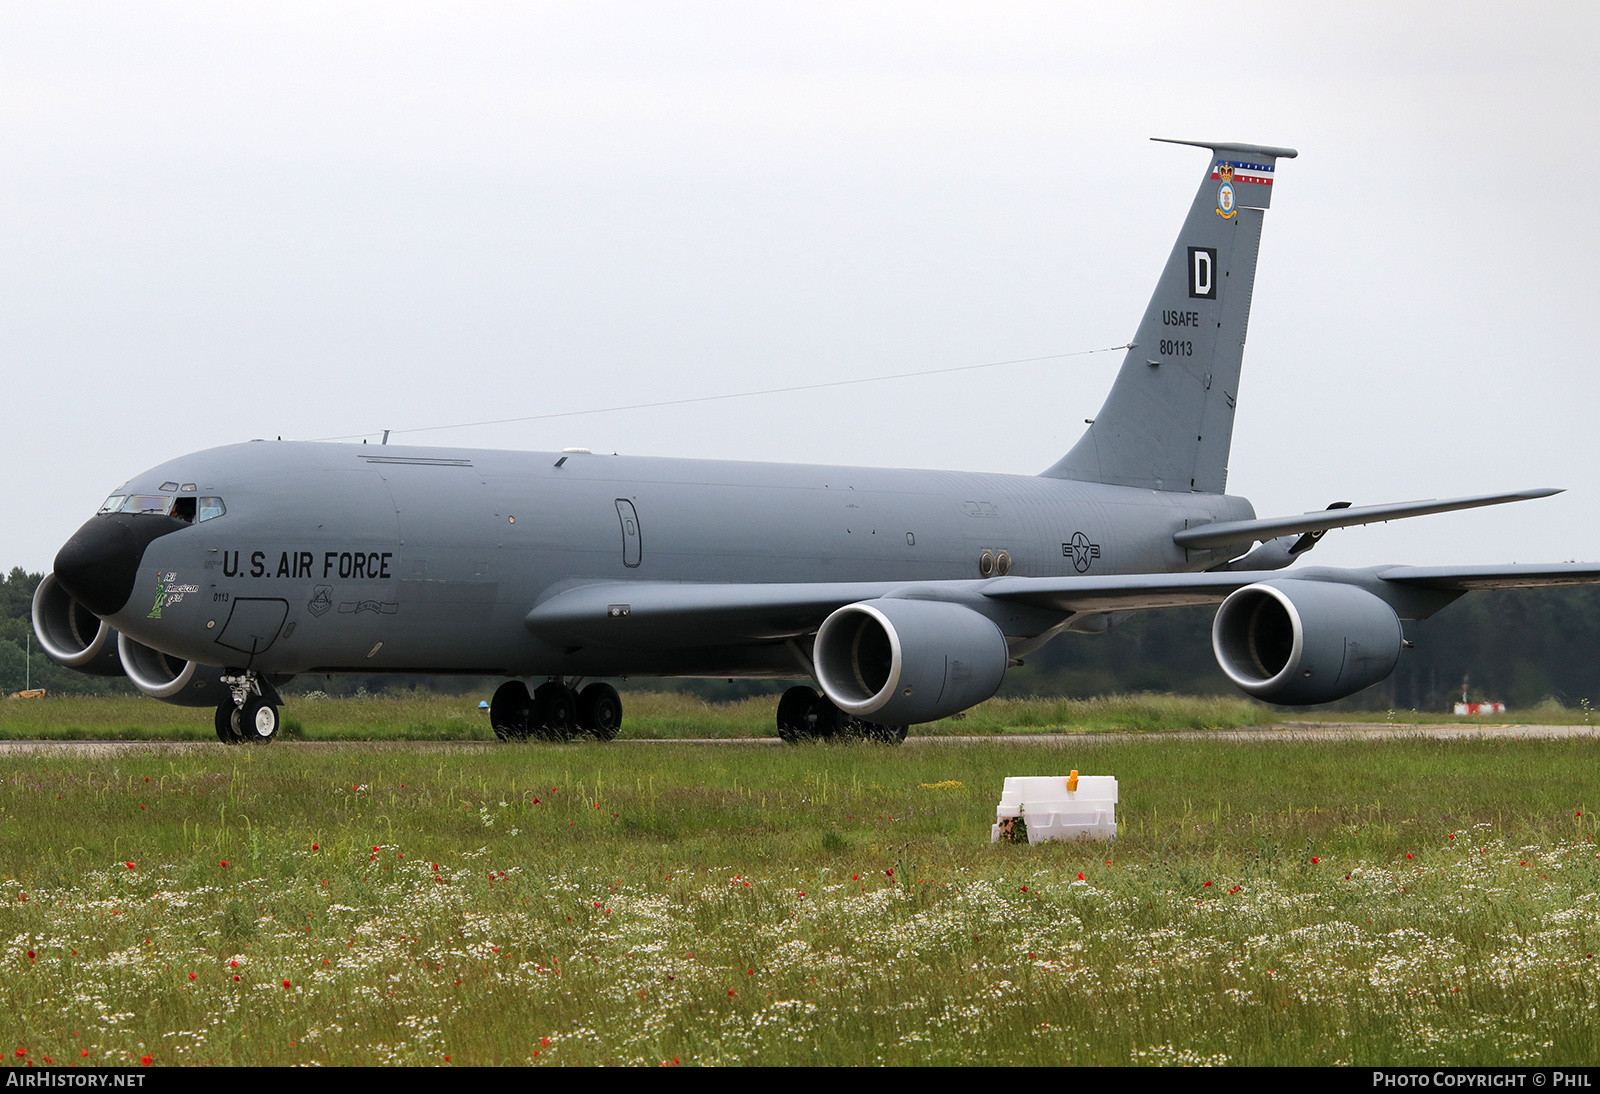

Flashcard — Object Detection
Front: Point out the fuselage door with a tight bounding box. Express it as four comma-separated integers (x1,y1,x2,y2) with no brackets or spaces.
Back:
615,499,642,568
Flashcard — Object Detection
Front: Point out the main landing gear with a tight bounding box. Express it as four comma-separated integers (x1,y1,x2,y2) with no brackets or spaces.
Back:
490,679,623,742
214,671,280,745
776,685,907,745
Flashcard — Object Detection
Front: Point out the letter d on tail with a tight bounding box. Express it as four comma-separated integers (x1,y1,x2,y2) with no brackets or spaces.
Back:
1189,247,1217,299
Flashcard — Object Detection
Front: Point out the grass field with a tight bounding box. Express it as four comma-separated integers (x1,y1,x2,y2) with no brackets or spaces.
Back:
3,690,1596,742
1,734,1597,1066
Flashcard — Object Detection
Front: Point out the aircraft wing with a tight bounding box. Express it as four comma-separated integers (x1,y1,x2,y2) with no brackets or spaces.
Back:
1172,489,1561,550
525,571,1281,648
1373,563,1600,591
526,562,1600,650
526,579,914,647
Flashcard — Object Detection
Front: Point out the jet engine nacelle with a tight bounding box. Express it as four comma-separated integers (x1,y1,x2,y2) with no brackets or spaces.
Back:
1212,580,1403,705
30,573,126,676
116,633,229,707
814,598,1009,724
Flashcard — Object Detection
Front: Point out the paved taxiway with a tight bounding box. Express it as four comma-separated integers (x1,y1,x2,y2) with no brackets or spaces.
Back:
0,723,1594,756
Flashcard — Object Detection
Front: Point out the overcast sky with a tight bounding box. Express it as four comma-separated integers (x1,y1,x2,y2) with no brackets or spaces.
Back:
4,2,1597,574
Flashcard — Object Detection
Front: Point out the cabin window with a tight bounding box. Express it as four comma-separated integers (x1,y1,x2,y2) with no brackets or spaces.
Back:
98,495,127,514
197,497,226,523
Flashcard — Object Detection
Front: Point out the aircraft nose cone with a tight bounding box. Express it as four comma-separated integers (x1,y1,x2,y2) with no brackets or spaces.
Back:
54,513,184,617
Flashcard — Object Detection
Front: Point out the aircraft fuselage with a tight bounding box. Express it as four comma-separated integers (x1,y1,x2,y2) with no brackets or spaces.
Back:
72,440,1254,679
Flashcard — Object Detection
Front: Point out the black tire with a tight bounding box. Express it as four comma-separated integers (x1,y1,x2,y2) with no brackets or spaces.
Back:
808,695,849,740
866,722,909,745
214,701,241,745
777,685,818,743
533,681,579,741
490,680,533,741
577,682,623,741
240,695,279,744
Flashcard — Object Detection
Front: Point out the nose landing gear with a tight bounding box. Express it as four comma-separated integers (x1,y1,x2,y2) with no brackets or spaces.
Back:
214,671,281,745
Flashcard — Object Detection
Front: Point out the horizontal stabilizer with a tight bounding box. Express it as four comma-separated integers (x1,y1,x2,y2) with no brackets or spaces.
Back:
1151,137,1300,159
1173,489,1562,550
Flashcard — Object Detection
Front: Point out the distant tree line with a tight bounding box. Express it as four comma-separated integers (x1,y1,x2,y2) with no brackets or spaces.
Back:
2,566,1596,712
1003,587,1600,712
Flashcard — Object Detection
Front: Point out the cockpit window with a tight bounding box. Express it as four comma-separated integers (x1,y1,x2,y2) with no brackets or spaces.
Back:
120,495,175,516
97,493,224,522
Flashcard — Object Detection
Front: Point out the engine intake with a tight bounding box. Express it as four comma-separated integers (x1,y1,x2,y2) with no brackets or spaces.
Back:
116,633,227,707
30,573,125,676
814,598,1008,724
1212,580,1402,705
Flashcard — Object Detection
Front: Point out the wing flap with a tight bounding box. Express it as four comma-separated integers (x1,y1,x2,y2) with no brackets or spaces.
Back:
979,571,1265,613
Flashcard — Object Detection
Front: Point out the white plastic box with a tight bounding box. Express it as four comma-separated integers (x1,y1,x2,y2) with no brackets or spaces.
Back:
991,774,1118,843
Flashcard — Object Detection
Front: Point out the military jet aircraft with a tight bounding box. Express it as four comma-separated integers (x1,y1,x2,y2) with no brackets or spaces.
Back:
32,138,1600,744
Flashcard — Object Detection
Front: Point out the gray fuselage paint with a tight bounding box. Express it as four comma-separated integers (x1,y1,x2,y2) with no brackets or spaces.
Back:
97,441,1255,679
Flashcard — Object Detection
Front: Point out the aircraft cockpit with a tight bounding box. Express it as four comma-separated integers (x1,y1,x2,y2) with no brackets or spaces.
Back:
98,486,226,525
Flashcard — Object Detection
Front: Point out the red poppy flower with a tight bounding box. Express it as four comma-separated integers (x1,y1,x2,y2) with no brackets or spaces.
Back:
125,862,134,869
282,980,291,989
188,973,196,981
1076,872,1085,880
140,1056,151,1066
1310,857,1320,864
312,844,319,851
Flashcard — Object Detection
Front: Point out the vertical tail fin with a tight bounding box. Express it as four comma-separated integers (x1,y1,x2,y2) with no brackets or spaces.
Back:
1043,139,1297,493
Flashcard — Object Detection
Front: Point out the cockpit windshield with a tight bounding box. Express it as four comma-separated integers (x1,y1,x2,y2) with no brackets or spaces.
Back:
99,494,226,524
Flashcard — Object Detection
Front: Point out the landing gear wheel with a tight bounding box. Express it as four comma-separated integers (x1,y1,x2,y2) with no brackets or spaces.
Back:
533,681,579,741
807,695,849,741
777,686,818,743
866,722,909,745
490,680,533,741
214,700,242,744
577,683,623,741
240,695,279,743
